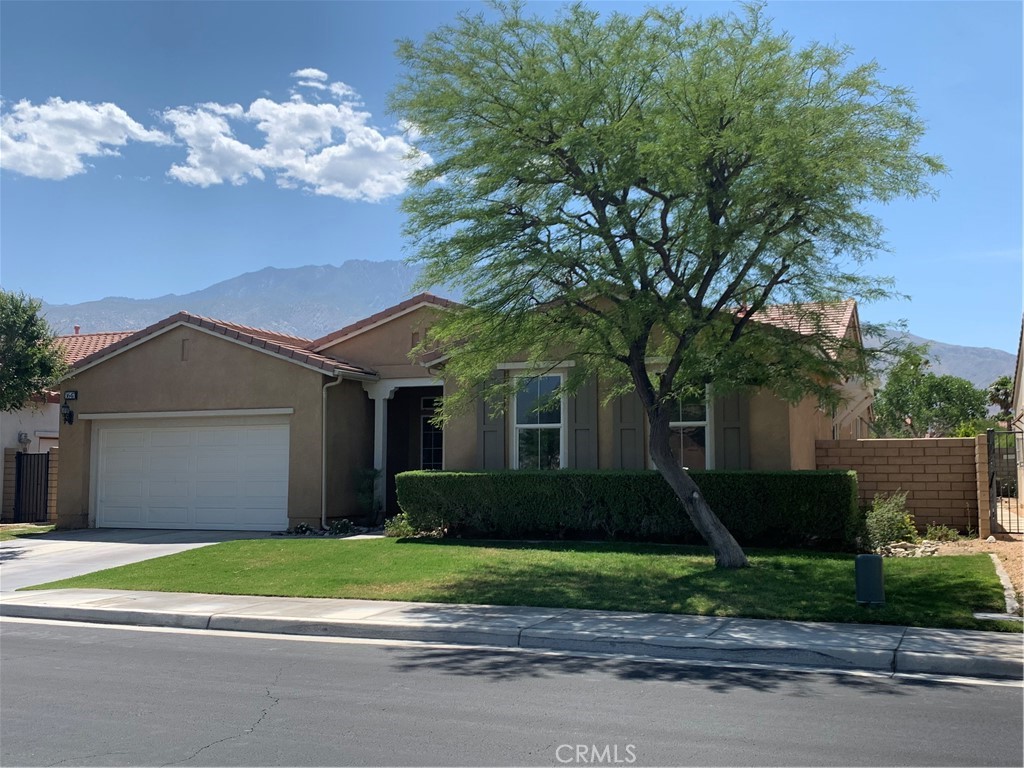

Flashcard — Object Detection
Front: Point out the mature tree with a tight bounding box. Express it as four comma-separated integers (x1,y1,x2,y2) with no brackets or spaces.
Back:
0,290,67,412
393,3,944,567
987,375,1013,421
873,348,987,437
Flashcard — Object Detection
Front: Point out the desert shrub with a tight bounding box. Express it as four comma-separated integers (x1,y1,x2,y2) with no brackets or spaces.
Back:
384,512,417,538
328,518,354,536
866,490,918,548
924,523,960,542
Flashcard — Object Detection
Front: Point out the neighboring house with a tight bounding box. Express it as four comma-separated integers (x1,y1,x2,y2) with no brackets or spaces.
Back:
54,295,873,532
1012,316,1023,502
1013,316,1023,431
0,329,134,519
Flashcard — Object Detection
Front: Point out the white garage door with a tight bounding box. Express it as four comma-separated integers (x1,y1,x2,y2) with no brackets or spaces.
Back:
95,422,289,530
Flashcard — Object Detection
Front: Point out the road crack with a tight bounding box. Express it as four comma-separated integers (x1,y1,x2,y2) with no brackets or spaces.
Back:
164,664,286,766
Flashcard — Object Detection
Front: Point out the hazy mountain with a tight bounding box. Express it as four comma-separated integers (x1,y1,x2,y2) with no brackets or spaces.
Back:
40,260,1014,387
40,260,443,340
878,332,1015,390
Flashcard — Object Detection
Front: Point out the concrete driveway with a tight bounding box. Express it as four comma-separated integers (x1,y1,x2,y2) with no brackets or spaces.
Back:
0,529,271,592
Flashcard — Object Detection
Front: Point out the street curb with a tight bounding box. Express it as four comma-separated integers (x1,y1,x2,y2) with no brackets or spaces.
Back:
895,650,1024,680
3,600,1021,680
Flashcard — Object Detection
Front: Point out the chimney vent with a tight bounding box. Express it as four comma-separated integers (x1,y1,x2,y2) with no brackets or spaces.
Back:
74,325,81,335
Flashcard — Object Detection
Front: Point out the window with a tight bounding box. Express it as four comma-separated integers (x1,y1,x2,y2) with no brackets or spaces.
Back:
668,393,710,470
421,417,443,470
513,375,563,469
420,397,442,470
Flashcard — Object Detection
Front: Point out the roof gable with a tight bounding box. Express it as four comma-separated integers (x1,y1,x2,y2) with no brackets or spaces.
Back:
310,293,459,352
66,311,377,381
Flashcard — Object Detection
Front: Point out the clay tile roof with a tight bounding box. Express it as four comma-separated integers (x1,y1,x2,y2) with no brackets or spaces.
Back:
56,331,137,366
752,299,857,341
310,292,460,351
68,311,377,379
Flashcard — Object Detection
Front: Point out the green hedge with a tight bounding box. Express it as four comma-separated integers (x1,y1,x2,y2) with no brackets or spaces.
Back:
395,470,862,550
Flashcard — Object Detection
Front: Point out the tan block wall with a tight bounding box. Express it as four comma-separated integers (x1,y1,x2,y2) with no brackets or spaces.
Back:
974,434,990,538
2,448,16,522
816,438,980,532
47,447,58,523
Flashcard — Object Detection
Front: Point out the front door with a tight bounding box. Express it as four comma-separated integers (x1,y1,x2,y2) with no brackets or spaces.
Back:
385,386,443,515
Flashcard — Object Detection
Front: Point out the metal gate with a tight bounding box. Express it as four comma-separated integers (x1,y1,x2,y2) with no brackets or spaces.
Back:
13,452,50,523
988,429,1023,534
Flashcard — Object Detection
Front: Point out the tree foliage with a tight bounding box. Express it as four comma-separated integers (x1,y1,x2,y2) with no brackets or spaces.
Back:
0,290,67,412
987,375,1013,421
392,2,945,566
873,348,987,437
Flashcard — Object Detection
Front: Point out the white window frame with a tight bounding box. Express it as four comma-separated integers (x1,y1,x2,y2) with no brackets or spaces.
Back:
648,385,715,470
510,372,568,470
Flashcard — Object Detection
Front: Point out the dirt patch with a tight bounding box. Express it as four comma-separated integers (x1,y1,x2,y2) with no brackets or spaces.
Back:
936,534,1023,608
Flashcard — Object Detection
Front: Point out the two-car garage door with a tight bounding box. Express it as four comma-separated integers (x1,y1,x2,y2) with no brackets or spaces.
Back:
95,420,290,531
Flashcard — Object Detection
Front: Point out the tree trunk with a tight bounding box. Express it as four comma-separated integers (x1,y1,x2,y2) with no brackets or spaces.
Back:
648,405,750,568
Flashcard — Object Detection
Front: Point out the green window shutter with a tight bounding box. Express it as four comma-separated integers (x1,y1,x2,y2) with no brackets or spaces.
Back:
612,391,645,469
714,392,750,469
476,372,506,469
567,375,598,469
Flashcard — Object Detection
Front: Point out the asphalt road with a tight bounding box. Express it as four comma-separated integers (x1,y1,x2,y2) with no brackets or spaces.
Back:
1,619,1021,767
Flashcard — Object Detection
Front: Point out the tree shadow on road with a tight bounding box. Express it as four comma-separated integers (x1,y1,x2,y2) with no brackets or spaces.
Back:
385,645,979,697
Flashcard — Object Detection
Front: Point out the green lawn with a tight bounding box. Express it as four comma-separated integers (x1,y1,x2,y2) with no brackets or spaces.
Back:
30,538,1020,631
0,524,54,541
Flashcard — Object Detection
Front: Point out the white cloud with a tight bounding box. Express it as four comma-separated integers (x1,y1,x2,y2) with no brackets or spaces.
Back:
290,68,328,82
0,69,432,202
163,106,265,187
0,97,170,180
162,70,431,202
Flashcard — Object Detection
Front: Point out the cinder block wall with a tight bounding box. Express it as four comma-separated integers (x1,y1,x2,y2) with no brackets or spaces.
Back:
816,438,979,532
47,447,59,523
1,448,16,522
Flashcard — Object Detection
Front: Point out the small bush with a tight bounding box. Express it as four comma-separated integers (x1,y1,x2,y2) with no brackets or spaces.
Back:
384,512,417,538
328,518,354,536
866,490,918,549
395,470,862,550
924,523,960,542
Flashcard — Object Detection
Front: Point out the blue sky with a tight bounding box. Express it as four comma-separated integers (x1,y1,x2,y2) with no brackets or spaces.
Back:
1,1,1021,353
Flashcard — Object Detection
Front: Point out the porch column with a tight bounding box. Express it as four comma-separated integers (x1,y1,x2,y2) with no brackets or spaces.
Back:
363,377,444,518
364,382,399,516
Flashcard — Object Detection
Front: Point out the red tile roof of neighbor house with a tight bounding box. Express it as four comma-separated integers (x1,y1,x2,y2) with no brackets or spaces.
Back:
753,299,858,341
68,311,377,379
310,292,460,351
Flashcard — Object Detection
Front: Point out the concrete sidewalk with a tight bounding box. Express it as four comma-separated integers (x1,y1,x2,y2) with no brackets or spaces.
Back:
2,588,1021,680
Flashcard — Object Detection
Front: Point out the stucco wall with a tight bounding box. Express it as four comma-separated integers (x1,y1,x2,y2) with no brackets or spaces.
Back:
788,398,831,470
56,325,334,529
747,391,790,470
442,382,477,470
325,379,374,521
320,306,442,379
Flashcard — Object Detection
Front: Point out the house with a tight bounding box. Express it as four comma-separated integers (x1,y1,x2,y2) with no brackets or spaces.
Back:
1,329,134,521
54,295,873,532
1012,315,1023,503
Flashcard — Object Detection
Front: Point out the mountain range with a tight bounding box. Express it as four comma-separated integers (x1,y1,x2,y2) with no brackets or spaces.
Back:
38,259,1014,389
